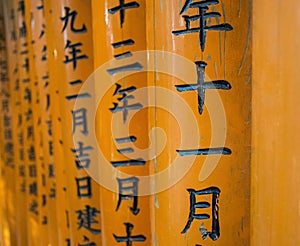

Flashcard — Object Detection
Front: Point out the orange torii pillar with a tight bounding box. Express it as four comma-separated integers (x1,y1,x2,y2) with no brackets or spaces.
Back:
3,0,29,244
251,0,300,245
44,0,102,245
144,0,251,245
0,2,17,244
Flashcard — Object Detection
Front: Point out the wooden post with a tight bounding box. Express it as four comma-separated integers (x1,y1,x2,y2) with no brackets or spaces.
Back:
28,0,68,244
145,0,251,244
44,0,102,244
42,0,72,244
251,0,300,245
0,2,16,244
16,0,40,244
91,0,152,244
2,0,29,244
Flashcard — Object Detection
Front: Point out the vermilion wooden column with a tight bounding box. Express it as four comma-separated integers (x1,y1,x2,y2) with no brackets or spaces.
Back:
251,0,300,245
0,2,16,244
146,0,251,245
91,0,151,244
25,0,53,245
44,1,102,244
3,0,29,244
19,0,42,244
29,0,65,244
43,1,71,244
13,0,41,244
